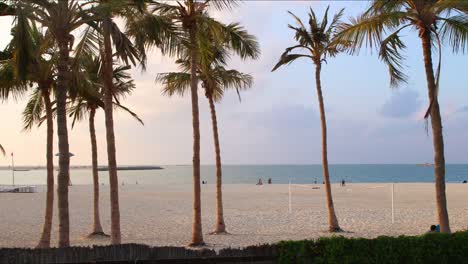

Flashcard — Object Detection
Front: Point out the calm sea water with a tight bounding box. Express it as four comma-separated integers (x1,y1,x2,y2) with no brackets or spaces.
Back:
1,164,468,186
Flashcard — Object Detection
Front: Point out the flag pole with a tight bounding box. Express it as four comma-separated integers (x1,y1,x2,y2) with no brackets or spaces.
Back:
288,177,292,214
11,152,15,186
391,183,395,224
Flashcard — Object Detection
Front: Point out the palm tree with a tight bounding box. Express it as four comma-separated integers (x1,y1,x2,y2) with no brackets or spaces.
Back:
21,31,57,248
85,0,145,244
271,7,347,232
23,88,55,248
22,0,94,247
136,0,258,246
0,11,56,248
157,45,255,234
337,0,468,233
68,55,143,237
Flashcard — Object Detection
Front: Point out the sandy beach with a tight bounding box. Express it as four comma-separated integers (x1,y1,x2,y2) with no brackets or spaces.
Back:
0,183,467,249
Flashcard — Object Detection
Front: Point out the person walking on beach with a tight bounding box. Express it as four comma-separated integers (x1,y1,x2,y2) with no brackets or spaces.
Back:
256,179,263,185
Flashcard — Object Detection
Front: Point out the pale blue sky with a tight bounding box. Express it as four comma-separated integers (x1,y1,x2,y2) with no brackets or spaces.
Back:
1,1,468,165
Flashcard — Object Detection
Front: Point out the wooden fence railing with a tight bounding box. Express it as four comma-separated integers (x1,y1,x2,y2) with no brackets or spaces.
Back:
0,244,277,264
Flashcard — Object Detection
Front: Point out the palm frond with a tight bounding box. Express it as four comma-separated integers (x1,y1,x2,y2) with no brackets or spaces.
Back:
288,10,306,30
157,72,191,97
109,20,140,66
73,25,100,60
0,2,15,16
22,88,44,130
112,64,136,99
379,25,410,88
215,67,253,102
336,10,407,54
13,6,34,81
0,144,5,156
439,15,468,53
363,0,408,17
271,53,312,72
432,0,468,15
319,5,330,33
326,8,345,36
113,102,144,125
308,7,318,32
222,22,260,60
287,17,314,48
125,12,182,66
0,61,28,101
205,0,239,11
68,100,89,128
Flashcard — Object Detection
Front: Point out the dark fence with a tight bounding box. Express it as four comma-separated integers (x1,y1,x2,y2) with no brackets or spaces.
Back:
0,244,277,264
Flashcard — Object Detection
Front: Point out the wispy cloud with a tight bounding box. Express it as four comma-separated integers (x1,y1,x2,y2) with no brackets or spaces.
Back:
380,89,422,118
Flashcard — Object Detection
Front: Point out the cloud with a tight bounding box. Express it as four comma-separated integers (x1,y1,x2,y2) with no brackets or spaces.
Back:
380,89,422,118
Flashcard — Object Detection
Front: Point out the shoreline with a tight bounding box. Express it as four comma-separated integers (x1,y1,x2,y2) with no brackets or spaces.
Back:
1,182,467,187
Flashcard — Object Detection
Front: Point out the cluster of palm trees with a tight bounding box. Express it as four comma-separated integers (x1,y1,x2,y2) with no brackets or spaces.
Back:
272,1,468,234
1,0,258,248
0,0,467,250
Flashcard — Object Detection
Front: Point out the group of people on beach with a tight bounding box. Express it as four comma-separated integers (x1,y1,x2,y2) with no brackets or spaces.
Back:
255,178,347,185
256,178,272,185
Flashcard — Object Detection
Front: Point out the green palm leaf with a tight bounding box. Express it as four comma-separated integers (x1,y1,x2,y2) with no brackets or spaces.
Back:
379,25,410,87
439,15,468,53
22,88,44,130
271,53,312,72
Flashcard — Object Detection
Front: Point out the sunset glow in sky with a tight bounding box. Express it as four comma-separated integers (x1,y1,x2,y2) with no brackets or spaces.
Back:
1,1,468,166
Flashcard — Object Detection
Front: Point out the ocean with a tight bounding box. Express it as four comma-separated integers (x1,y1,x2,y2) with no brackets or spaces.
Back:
1,164,468,186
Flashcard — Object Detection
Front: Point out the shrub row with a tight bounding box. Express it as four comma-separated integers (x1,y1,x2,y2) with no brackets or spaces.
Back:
276,231,468,264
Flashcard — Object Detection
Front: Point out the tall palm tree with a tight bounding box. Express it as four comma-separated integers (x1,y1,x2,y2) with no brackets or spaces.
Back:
86,0,145,244
271,7,347,232
157,46,255,234
23,88,55,248
22,0,93,247
68,55,143,237
20,31,57,249
136,0,258,246
337,0,468,233
155,25,258,234
0,11,56,248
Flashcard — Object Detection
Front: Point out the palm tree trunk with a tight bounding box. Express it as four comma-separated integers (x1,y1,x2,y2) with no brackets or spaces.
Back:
37,88,54,248
420,30,451,233
189,24,204,246
56,20,71,247
314,62,340,232
102,16,121,244
207,95,226,234
89,107,104,236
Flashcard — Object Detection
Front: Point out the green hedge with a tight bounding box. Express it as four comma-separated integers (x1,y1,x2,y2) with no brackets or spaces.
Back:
276,231,468,264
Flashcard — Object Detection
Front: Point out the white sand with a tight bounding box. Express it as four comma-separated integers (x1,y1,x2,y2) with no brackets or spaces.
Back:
0,183,467,249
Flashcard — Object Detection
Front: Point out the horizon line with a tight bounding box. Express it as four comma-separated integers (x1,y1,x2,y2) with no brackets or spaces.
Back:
1,163,468,167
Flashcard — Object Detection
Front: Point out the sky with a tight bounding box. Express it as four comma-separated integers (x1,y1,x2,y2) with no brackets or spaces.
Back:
1,1,468,166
